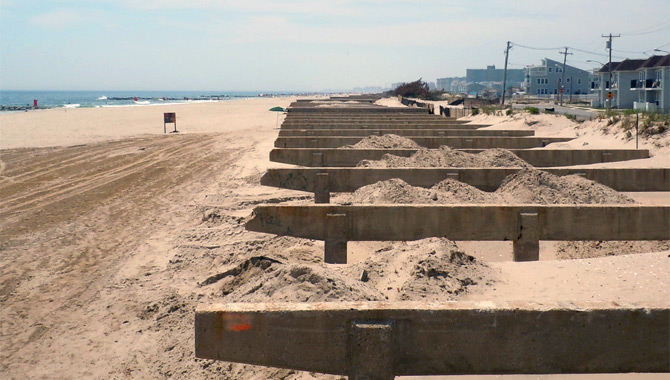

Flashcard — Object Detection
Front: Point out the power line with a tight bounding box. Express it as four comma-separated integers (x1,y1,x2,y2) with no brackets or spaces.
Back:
511,41,627,60
510,42,565,51
620,21,670,36
623,26,670,36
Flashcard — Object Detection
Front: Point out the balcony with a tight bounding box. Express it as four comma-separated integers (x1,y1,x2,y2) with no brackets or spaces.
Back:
632,79,662,90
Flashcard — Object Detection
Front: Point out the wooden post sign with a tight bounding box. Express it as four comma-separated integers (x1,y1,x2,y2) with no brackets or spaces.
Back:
164,112,177,134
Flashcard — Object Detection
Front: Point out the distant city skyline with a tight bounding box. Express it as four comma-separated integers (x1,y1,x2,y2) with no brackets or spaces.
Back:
1,0,668,92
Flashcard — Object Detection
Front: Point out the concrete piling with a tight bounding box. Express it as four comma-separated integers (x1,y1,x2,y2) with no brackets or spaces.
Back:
349,321,395,380
314,173,330,204
325,213,347,264
513,212,540,261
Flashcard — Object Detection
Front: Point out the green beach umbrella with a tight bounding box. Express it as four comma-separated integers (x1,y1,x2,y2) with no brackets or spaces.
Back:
269,106,286,128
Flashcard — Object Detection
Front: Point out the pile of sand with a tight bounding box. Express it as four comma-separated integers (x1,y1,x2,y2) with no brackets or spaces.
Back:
222,261,384,302
496,169,636,204
357,146,532,168
335,168,635,205
202,235,492,304
342,134,421,149
343,238,493,301
337,178,497,204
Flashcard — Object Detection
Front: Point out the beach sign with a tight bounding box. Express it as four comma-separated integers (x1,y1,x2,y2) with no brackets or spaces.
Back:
164,112,177,134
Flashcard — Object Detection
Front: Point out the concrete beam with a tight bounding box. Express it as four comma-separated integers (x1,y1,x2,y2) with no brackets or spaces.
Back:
280,123,488,130
282,120,477,124
269,148,650,167
261,167,670,192
274,136,573,149
195,301,670,377
282,118,470,123
288,107,428,113
284,115,463,120
245,204,670,241
278,129,534,137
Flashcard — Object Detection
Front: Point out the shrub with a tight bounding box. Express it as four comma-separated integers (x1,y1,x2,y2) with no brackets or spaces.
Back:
391,79,430,99
425,90,446,101
506,108,513,116
563,113,576,121
524,106,539,115
471,108,479,115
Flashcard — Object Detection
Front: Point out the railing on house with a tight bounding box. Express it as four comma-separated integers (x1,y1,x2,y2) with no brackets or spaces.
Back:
632,79,662,89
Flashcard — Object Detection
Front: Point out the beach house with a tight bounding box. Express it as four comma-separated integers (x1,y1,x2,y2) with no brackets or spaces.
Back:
593,54,669,112
523,58,590,97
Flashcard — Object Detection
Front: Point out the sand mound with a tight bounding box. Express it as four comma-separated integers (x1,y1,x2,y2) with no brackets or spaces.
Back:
223,263,384,302
344,238,494,301
336,168,634,206
357,146,532,168
400,249,483,300
342,178,438,204
431,178,500,203
496,168,636,204
337,178,499,204
342,134,421,149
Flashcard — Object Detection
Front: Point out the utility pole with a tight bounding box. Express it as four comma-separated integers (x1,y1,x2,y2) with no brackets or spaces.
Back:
558,47,572,106
501,41,511,107
602,33,620,111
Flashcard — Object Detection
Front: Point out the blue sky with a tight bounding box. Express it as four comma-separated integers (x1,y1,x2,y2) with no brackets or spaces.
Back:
1,0,668,91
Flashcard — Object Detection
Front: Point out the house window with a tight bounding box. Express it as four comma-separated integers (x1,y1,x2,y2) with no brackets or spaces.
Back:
537,79,541,84
549,67,553,72
566,78,571,83
577,78,581,85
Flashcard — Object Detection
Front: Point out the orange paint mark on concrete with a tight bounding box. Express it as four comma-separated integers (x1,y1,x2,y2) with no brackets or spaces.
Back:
229,323,251,332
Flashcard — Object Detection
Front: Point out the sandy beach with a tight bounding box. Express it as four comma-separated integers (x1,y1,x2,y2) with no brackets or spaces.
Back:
1,98,668,379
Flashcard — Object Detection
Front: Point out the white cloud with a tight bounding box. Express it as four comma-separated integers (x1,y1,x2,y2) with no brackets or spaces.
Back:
115,0,357,15
30,10,81,29
231,15,553,47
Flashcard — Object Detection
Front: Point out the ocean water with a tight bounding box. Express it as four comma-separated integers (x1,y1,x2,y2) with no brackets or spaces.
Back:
0,90,296,109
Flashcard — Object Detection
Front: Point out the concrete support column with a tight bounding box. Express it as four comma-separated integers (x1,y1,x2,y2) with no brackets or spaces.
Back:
513,212,539,262
602,152,613,162
349,322,395,380
314,173,330,204
325,213,347,264
312,152,324,167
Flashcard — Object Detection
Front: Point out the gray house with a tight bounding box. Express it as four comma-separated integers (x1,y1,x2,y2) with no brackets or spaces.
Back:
593,55,669,112
523,58,590,96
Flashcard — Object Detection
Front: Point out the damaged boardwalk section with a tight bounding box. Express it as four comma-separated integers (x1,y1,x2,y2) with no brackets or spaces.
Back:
196,97,670,378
